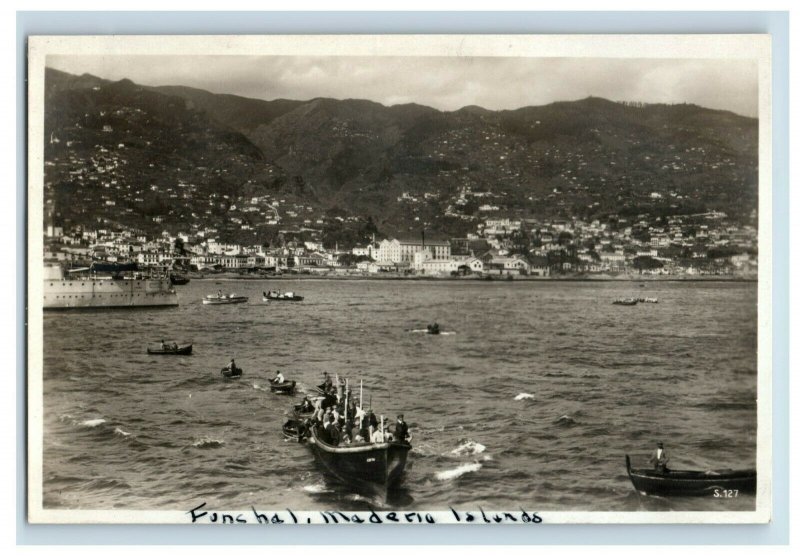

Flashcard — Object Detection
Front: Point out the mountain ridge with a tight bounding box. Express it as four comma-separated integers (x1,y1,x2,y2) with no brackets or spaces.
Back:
42,67,758,245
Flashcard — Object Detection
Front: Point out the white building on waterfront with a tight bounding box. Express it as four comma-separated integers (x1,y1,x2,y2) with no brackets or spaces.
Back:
378,237,450,264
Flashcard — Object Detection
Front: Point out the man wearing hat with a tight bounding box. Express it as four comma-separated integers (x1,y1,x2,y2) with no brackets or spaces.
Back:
394,414,411,444
649,441,670,472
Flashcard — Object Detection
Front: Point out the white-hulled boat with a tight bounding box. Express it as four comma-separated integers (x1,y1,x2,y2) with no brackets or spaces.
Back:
202,293,248,305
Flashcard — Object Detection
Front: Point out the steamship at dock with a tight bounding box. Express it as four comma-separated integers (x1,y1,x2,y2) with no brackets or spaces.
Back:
43,262,179,310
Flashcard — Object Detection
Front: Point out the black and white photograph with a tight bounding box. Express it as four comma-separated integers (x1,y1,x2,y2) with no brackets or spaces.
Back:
26,34,772,524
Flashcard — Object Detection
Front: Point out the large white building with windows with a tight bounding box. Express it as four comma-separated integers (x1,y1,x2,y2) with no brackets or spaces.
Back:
378,238,451,264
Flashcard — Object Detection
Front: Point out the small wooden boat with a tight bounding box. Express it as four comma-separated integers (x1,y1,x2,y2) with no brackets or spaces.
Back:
170,274,190,285
293,397,323,419
625,455,756,496
220,367,243,378
283,419,311,442
147,342,193,355
283,419,301,440
203,294,248,305
263,290,304,302
308,425,411,496
270,380,296,394
613,298,639,306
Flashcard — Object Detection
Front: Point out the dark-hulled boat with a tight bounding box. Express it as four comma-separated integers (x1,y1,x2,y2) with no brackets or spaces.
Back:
283,419,303,441
625,455,756,496
613,298,639,306
270,380,296,394
147,342,193,355
263,290,304,302
220,367,243,379
292,399,320,419
308,425,411,496
170,273,190,285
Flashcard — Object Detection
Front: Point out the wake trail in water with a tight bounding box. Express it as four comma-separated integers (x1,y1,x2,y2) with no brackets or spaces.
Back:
436,462,482,481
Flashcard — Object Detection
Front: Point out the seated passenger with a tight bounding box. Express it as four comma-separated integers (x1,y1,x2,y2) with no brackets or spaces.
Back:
273,370,285,384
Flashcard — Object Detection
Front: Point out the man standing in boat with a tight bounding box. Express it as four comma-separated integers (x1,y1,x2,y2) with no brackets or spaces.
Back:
393,414,411,444
325,414,341,446
649,441,670,472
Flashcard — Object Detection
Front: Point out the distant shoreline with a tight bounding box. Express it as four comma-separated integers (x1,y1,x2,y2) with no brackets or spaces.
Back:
186,273,756,283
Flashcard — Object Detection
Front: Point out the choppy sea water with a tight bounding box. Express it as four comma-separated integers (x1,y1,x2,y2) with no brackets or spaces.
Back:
42,279,757,512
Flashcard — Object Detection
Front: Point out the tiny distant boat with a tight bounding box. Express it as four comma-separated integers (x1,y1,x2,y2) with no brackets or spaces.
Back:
147,342,193,355
426,323,441,335
263,290,304,302
220,366,243,378
203,293,248,305
613,298,639,306
270,380,296,395
625,455,756,496
170,274,190,285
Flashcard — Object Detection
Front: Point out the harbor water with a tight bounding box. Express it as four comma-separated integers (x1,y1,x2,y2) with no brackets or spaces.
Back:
42,279,758,512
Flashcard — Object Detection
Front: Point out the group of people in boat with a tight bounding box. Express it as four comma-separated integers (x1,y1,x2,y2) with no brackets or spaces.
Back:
160,339,179,351
294,372,411,447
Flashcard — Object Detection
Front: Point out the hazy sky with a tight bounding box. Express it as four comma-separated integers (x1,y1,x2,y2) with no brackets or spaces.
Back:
47,55,759,117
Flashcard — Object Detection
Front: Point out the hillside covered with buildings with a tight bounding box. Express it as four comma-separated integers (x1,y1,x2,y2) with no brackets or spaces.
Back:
42,68,759,279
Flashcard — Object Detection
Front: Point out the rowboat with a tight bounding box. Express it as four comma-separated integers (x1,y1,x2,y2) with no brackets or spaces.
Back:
147,342,193,355
283,419,303,441
220,367,243,378
625,455,756,496
170,274,190,285
263,290,304,302
613,298,639,306
270,380,296,395
292,397,323,419
203,294,248,305
308,424,411,496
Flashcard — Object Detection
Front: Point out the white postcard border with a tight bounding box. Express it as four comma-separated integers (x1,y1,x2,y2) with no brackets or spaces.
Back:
26,33,773,525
